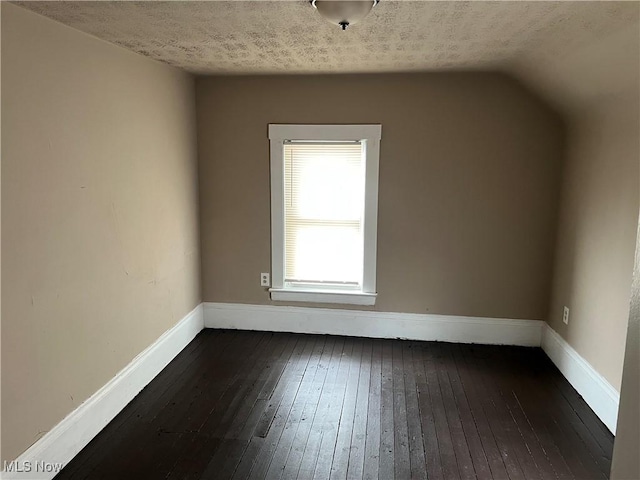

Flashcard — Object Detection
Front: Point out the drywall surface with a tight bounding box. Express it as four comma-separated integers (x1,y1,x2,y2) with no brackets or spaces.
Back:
523,6,639,404
196,73,564,320
1,4,200,462
548,100,639,390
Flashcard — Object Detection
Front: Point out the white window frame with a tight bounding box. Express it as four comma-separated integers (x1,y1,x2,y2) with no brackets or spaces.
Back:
268,124,381,306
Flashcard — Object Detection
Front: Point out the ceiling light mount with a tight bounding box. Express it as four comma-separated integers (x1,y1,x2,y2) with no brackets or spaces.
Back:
310,0,379,30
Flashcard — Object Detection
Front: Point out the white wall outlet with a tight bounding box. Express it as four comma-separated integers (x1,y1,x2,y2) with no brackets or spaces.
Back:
260,272,270,287
563,306,570,325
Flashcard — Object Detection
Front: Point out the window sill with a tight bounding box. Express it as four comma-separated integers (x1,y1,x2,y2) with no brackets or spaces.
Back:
269,288,377,306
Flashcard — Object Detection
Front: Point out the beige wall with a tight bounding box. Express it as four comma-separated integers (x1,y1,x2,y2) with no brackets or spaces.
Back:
1,4,200,463
548,101,639,390
197,73,564,320
519,14,639,392
611,215,640,479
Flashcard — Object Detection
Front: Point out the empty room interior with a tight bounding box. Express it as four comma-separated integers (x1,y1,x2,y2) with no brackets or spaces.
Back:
1,1,639,479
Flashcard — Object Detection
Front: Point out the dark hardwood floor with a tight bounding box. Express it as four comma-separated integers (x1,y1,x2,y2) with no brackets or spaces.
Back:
57,330,614,480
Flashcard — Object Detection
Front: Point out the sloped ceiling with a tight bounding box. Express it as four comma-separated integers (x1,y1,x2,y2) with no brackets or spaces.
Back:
514,18,640,115
14,1,640,114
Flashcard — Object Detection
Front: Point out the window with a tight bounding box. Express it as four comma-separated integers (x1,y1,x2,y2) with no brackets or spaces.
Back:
269,124,381,305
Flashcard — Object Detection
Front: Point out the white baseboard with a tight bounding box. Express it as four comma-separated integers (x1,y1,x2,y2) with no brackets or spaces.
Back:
542,324,620,434
203,302,544,346
2,304,204,480
13,303,619,480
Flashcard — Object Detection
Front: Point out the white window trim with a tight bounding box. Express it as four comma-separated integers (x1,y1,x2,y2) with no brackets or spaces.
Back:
268,124,381,306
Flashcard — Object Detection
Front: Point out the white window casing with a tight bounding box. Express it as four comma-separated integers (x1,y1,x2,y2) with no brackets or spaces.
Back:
268,124,381,306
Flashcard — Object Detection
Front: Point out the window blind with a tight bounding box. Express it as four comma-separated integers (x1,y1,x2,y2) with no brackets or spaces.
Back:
283,141,365,287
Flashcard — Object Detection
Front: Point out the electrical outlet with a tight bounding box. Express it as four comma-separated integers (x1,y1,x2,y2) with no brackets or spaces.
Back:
563,306,570,325
260,272,270,287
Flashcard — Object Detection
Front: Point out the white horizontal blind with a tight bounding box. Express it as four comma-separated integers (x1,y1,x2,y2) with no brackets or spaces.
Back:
283,141,365,287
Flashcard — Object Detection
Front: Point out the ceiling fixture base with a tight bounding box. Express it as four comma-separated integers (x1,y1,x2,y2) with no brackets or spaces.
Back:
310,0,379,30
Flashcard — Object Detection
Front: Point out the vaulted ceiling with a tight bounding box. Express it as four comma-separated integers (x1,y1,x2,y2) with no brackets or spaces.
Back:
16,1,639,74
15,1,640,114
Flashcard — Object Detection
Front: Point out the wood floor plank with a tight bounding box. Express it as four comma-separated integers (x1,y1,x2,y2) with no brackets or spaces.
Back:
452,345,524,480
227,334,293,440
541,353,614,455
400,342,427,480
281,337,338,480
378,341,395,480
391,341,411,479
330,338,364,480
56,332,614,480
166,433,223,480
203,333,282,438
58,330,233,480
181,334,287,480
208,330,306,479
411,341,444,480
163,331,268,435
265,336,328,479
448,344,511,480
456,344,529,480
438,344,492,480
219,334,285,438
229,334,303,480
79,330,243,480
485,346,578,480
150,330,242,421
198,334,297,480
504,348,606,480
253,336,309,438
345,338,373,480
478,345,576,480
468,344,557,480
312,338,357,480
422,343,462,479
433,343,478,480
245,336,315,479
99,431,185,480
238,337,313,480
291,337,346,479
362,339,382,480
522,349,612,477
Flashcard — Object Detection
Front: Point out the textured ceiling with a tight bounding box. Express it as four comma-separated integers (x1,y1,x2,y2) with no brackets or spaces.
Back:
15,1,640,75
